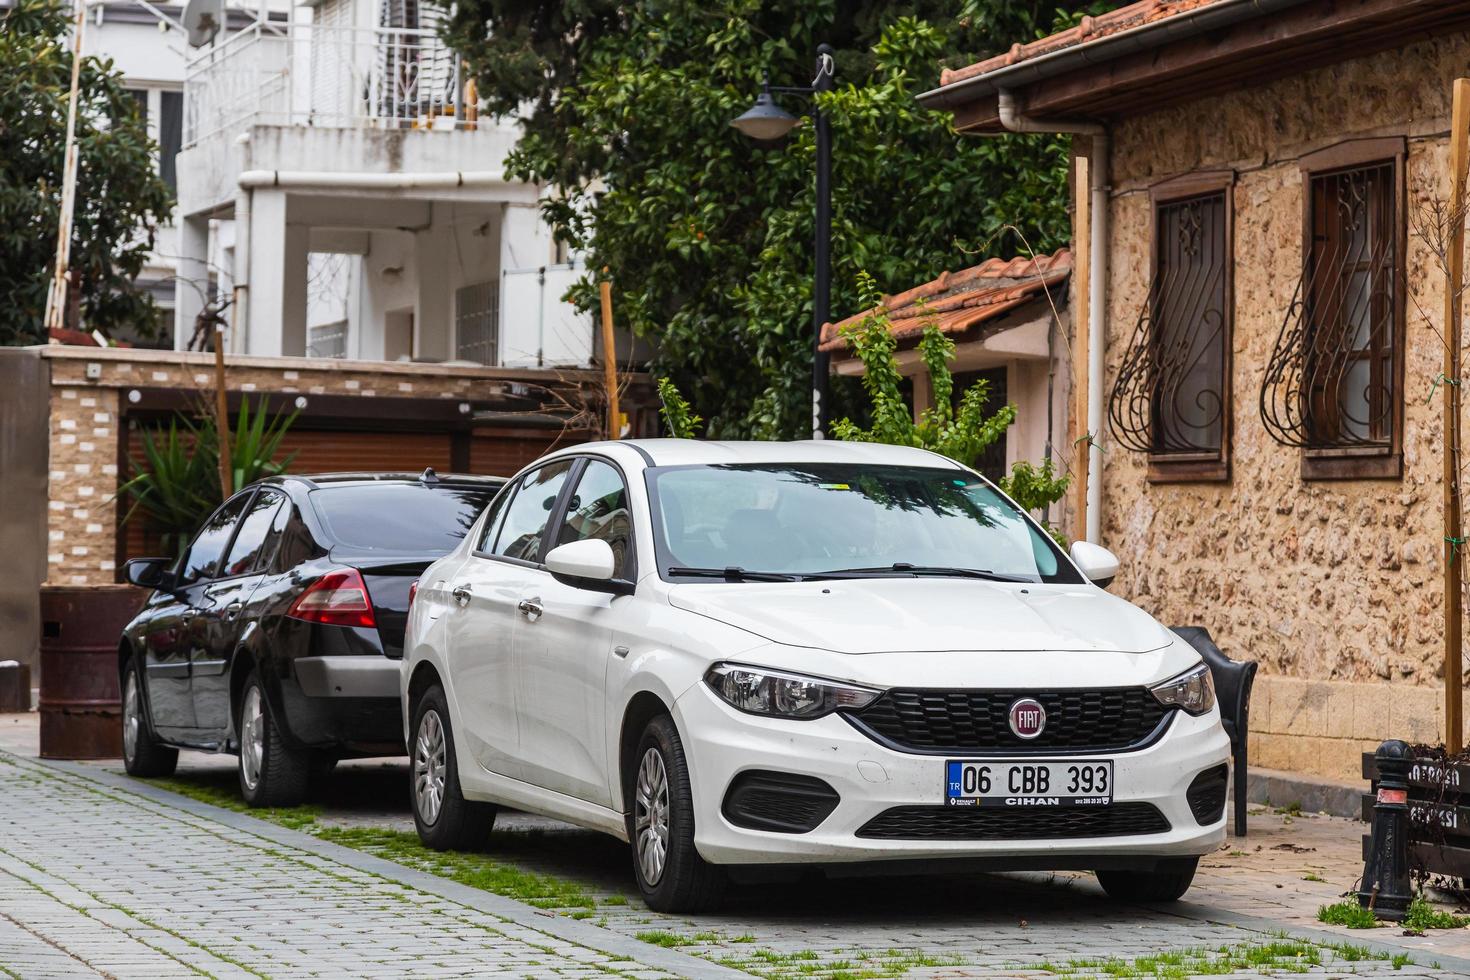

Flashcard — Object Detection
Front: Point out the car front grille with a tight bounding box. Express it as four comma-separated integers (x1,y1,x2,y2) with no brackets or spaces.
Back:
844,688,1171,754
856,802,1171,841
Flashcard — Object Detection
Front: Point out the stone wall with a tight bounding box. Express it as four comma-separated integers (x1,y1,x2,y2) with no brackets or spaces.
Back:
1094,33,1468,779
41,347,616,589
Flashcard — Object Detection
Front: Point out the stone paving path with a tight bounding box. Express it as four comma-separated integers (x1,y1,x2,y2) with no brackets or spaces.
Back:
4,708,1470,979
0,750,698,979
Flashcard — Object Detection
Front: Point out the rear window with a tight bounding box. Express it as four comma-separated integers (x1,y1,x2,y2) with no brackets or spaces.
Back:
309,483,500,554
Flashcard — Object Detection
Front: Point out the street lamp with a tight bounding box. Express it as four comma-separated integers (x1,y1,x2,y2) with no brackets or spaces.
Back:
731,45,835,439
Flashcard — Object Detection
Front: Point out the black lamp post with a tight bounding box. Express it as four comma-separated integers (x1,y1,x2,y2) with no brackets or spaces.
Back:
731,45,835,439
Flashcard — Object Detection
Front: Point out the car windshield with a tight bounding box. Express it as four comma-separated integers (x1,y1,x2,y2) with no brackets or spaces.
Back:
310,483,499,554
647,463,1079,584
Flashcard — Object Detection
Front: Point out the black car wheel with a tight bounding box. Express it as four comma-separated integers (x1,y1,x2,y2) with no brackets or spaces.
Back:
1096,858,1199,903
627,714,725,913
237,670,311,807
411,684,495,850
121,657,177,777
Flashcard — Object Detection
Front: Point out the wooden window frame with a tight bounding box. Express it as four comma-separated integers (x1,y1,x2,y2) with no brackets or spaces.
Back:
1296,137,1406,481
1145,170,1235,484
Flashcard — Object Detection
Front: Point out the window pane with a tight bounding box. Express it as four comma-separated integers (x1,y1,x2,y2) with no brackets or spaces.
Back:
311,484,497,554
650,464,1073,583
178,495,251,585
158,91,182,193
492,461,572,562
1152,192,1227,454
221,491,284,577
554,460,631,578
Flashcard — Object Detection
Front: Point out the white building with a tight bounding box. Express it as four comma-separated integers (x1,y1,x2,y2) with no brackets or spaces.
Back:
86,0,594,367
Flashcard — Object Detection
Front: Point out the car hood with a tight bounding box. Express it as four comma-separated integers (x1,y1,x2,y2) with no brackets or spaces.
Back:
666,577,1173,654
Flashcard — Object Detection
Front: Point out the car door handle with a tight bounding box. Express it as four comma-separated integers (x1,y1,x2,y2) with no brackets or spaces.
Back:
517,597,543,621
224,601,244,621
180,610,196,623
451,584,472,607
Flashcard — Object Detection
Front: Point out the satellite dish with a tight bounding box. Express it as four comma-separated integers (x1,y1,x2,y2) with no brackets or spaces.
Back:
183,0,224,47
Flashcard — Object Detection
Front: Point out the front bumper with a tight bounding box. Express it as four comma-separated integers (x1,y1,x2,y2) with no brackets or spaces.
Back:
674,682,1230,866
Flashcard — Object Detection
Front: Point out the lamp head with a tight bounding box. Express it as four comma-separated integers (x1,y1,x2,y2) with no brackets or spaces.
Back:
731,81,800,142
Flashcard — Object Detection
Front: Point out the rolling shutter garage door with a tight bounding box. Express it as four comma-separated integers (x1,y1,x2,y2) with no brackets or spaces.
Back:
276,429,453,476
469,427,583,478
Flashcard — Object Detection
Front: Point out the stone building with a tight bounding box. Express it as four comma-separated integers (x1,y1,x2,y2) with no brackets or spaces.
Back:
918,0,1470,780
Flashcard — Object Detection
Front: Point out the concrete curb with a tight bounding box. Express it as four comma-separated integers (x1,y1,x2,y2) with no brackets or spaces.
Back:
1243,767,1364,820
23,755,751,980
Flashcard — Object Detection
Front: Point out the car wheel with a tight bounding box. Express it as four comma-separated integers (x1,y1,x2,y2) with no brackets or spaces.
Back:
1096,858,1199,903
236,671,311,807
411,684,495,850
121,658,177,777
627,714,726,912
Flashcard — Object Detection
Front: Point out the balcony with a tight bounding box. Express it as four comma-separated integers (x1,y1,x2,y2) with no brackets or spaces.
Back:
184,21,472,148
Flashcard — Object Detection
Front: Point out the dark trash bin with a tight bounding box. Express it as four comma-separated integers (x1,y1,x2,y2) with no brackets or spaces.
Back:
0,662,29,713
39,585,146,759
1171,625,1257,837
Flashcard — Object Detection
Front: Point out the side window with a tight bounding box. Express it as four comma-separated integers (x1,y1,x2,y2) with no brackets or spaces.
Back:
553,460,632,579
177,494,251,586
490,460,573,562
221,490,285,577
474,484,516,553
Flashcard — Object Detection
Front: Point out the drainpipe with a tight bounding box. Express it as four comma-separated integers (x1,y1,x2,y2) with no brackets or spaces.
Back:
995,89,1107,543
233,132,252,354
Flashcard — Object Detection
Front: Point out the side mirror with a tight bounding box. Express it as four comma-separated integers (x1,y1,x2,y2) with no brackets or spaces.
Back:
1069,541,1119,589
544,539,630,594
123,557,173,590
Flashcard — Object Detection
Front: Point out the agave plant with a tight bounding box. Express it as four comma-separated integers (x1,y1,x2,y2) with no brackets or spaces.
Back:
116,399,297,558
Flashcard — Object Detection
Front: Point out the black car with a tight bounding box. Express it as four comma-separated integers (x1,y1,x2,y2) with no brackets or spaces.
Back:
119,470,504,806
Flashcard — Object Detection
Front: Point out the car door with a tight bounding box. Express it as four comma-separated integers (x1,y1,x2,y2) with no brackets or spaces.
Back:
512,458,636,806
443,460,574,779
143,494,250,736
193,488,287,738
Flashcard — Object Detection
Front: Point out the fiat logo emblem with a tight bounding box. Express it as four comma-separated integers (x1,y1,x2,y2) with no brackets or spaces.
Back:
1009,698,1046,740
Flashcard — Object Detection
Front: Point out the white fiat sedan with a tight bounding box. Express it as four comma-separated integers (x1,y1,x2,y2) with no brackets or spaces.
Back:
401,440,1230,911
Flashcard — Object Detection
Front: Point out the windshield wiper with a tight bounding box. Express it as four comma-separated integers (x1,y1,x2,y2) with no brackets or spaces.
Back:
808,562,1033,583
666,566,803,583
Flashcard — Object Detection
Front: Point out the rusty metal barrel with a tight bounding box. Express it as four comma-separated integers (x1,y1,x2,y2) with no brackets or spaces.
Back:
39,585,146,759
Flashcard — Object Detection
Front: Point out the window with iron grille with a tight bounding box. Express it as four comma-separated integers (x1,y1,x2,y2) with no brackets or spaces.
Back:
1261,138,1404,480
455,282,499,365
1108,172,1233,482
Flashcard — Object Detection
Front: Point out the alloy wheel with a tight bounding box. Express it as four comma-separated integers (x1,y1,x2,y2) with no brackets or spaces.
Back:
634,747,670,886
122,672,140,763
239,685,265,791
414,709,447,825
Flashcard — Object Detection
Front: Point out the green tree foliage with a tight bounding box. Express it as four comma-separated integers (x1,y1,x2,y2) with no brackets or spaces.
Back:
832,271,1069,534
657,377,703,438
438,0,1108,437
117,400,297,556
1,0,173,345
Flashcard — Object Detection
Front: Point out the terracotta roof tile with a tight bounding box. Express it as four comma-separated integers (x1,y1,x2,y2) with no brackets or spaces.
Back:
819,248,1070,354
939,0,1227,88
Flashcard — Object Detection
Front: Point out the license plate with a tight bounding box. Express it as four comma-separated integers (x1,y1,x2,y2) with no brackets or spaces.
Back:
944,760,1114,808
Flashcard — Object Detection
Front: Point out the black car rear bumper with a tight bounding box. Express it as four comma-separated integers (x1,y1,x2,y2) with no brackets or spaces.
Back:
278,656,402,754
294,655,399,698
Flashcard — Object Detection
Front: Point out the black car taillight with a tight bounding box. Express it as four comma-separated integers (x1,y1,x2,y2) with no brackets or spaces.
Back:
287,568,377,629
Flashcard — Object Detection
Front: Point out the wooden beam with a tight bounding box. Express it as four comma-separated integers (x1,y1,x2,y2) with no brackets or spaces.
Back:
599,279,621,440
1444,77,1470,754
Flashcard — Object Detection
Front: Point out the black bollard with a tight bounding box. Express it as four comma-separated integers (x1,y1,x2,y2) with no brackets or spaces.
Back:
1358,739,1414,921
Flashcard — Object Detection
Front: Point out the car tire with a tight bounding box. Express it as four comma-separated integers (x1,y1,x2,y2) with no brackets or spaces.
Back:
236,670,311,807
627,714,726,913
121,657,178,778
1096,858,1199,903
411,684,495,850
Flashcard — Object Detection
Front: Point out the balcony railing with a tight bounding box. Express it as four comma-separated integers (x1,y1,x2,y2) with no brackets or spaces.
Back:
185,22,471,147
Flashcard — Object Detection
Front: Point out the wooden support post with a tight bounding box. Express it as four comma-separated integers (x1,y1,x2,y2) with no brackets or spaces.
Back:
1445,79,1470,754
598,279,621,440
213,322,233,499
1072,153,1092,542
43,0,86,334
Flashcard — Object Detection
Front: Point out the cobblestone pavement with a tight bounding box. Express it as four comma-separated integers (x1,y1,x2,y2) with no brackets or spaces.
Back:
3,711,1470,979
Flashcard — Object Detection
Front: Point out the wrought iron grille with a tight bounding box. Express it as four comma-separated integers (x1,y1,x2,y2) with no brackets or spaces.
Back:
1261,163,1397,449
455,282,499,365
1108,193,1229,455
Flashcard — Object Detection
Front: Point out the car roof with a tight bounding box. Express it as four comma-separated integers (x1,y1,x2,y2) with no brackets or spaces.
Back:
263,471,507,490
550,439,967,470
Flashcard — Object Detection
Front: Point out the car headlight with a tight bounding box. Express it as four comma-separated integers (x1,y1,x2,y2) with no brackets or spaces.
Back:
1149,662,1216,715
703,663,882,719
